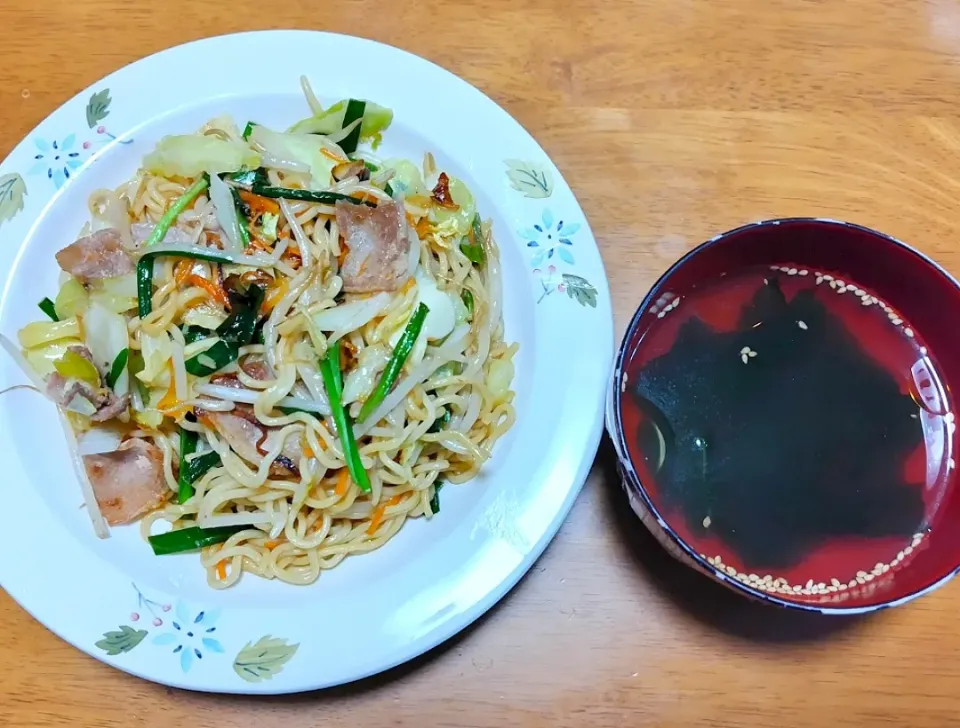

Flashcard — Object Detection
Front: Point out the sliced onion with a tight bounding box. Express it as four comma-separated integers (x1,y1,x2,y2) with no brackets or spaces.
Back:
278,198,313,269
194,382,331,416
209,173,243,252
323,118,361,145
59,412,110,538
454,391,482,434
311,292,392,343
336,500,375,519
260,152,310,173
78,425,123,455
296,364,330,409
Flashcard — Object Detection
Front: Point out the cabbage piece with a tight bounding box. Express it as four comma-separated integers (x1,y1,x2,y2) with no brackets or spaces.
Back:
342,344,390,405
23,339,82,378
143,135,261,178
250,126,339,189
385,159,427,197
182,302,228,331
138,330,173,386
487,357,515,401
430,176,476,238
18,318,81,349
54,348,101,386
288,100,394,147
84,302,130,395
54,277,89,320
88,273,138,314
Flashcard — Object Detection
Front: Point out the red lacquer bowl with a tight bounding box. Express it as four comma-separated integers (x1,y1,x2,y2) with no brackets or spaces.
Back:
607,218,960,613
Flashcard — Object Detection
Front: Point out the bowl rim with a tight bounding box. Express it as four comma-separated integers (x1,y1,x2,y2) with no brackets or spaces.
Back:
609,216,960,614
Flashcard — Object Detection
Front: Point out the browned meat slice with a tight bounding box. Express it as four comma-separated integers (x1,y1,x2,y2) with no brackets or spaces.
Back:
335,199,410,293
55,228,134,280
83,439,169,525
46,367,129,422
131,222,195,246
239,355,272,381
200,406,302,477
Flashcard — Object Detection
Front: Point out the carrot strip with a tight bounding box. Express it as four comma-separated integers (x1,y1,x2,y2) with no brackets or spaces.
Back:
335,469,350,497
265,540,282,550
157,363,178,411
238,189,281,217
186,274,230,308
264,278,289,312
366,494,405,535
320,148,348,164
174,259,193,285
215,559,227,581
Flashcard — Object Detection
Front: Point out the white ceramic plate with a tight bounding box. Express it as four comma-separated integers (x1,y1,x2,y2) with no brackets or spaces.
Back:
0,31,612,693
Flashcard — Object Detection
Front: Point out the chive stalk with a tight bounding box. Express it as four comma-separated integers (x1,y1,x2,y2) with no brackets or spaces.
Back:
358,303,429,422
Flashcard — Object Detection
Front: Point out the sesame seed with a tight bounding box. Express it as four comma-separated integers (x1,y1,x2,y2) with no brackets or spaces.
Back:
856,576,866,584
748,350,757,358
831,578,841,587
703,515,712,528
740,346,750,355
838,285,848,293
857,571,867,578
741,354,749,364
855,288,865,296
798,321,808,330
823,274,834,281
770,265,779,271
861,298,872,306
950,458,956,469
897,551,904,561
829,281,838,289
788,268,798,275
793,585,802,592
893,318,902,325
920,346,928,355
905,328,914,338
816,276,824,284
763,575,773,583
657,311,664,318
945,412,954,424
805,579,814,589
725,566,736,576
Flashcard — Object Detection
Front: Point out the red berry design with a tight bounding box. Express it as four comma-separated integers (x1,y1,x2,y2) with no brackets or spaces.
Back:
152,618,163,627
558,284,566,292
162,604,172,612
97,126,106,134
82,141,91,150
130,612,139,622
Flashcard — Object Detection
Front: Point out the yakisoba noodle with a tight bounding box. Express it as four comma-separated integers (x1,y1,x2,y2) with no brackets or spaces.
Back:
5,80,516,589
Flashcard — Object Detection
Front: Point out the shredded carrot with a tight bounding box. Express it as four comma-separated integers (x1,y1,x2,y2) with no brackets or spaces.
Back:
157,363,178,411
186,274,230,308
238,189,281,217
174,259,193,285
335,469,350,497
337,245,349,269
302,440,315,458
415,217,433,239
366,494,405,535
320,148,348,164
263,277,289,313
215,560,227,581
264,540,282,551
401,277,416,294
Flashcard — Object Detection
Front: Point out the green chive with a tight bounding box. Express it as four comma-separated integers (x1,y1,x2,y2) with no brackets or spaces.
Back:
319,342,371,493
127,350,149,404
148,525,246,556
177,428,198,504
184,451,222,484
230,186,251,248
339,99,366,155
460,213,486,266
358,303,429,423
250,184,374,207
38,297,59,321
242,122,257,140
461,290,474,318
105,348,129,389
429,482,444,515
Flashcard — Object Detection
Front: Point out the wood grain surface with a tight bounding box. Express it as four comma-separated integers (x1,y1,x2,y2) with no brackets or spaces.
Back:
3,1,960,725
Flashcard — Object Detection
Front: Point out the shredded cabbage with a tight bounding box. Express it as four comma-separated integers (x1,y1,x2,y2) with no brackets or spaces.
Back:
84,302,130,394
23,339,81,378
311,293,392,343
18,318,81,349
288,100,394,147
138,330,173,386
143,135,260,178
385,159,427,197
430,176,476,238
54,278,89,320
487,357,515,402
250,126,340,189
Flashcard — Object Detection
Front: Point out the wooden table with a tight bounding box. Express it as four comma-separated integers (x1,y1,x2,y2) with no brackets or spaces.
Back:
3,1,960,725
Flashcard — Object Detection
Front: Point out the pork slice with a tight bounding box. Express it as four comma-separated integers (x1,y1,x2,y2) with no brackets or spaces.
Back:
335,199,410,293
83,438,168,525
202,406,300,478
55,228,134,281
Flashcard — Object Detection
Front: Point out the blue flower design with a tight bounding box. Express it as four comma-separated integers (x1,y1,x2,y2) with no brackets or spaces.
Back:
151,602,223,672
520,209,581,267
28,135,83,189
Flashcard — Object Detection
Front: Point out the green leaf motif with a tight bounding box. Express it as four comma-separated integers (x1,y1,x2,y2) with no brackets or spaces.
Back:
233,635,299,683
86,89,112,128
0,173,27,229
505,159,553,199
562,274,598,308
95,625,148,656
